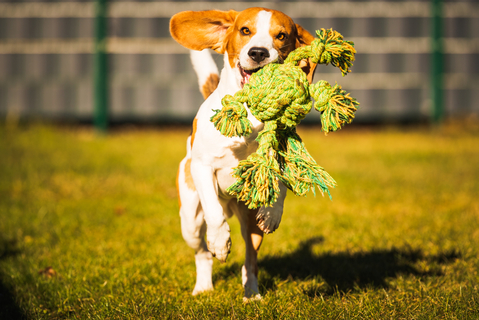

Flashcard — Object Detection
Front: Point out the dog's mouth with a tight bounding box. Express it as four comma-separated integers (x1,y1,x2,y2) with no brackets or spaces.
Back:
239,64,263,87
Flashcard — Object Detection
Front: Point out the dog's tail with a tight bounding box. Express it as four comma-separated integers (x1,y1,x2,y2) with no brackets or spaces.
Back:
190,49,220,100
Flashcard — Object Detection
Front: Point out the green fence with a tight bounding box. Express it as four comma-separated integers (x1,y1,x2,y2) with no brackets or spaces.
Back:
1,0,478,128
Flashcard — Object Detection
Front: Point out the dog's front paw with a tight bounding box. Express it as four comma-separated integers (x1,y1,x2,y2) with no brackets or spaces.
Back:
192,284,213,296
243,294,262,304
256,207,283,234
192,251,214,295
206,221,232,263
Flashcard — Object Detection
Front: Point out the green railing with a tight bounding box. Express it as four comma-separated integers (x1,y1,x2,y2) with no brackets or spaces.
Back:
94,0,109,132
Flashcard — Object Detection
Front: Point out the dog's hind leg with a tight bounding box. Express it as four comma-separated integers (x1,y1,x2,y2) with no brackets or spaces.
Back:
235,204,264,301
177,156,213,295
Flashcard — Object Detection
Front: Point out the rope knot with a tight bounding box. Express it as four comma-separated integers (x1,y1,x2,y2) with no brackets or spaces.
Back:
315,28,356,76
309,40,325,65
210,94,252,137
311,81,359,133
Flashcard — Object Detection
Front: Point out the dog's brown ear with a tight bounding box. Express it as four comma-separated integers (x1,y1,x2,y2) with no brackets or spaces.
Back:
170,10,238,53
295,24,318,84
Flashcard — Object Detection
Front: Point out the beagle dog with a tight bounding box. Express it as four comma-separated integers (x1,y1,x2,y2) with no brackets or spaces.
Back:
170,7,317,300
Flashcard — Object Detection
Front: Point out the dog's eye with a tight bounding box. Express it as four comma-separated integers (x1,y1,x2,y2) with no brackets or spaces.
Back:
240,27,251,36
277,33,286,40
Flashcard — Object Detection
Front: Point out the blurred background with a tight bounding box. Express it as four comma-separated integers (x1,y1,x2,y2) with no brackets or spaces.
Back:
0,0,478,127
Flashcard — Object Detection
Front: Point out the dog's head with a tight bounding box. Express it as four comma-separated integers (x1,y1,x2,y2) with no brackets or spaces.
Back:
170,8,317,88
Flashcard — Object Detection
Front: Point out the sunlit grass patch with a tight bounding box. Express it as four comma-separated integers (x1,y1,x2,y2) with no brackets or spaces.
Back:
0,122,478,319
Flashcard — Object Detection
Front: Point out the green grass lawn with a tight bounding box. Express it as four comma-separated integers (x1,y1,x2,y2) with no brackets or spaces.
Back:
1,122,478,319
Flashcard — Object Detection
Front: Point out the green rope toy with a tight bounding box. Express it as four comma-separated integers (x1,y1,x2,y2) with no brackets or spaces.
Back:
211,28,359,209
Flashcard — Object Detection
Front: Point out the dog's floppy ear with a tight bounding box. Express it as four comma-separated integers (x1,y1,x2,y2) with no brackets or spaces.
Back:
295,24,318,84
170,10,238,54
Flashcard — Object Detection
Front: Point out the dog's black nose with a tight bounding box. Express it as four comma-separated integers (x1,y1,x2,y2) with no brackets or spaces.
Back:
248,47,270,62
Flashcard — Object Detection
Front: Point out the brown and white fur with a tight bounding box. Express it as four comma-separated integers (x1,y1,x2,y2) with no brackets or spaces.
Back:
170,7,317,300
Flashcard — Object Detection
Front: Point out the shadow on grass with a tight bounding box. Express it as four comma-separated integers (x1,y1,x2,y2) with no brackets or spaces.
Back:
0,236,26,320
258,236,460,296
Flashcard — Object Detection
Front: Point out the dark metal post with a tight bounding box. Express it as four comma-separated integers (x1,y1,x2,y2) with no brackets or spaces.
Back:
94,0,108,132
431,0,444,123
